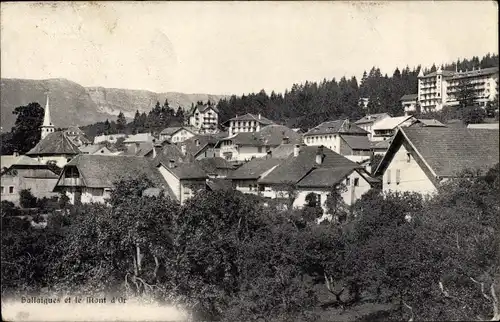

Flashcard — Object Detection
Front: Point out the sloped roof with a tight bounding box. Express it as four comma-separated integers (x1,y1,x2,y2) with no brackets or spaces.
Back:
159,161,207,180
26,131,81,156
259,146,360,185
1,155,46,169
376,127,500,178
160,127,182,135
257,125,303,146
305,119,368,136
194,104,219,114
195,157,235,174
225,113,274,125
58,155,172,195
420,70,456,78
340,135,371,150
296,166,358,188
269,144,296,159
372,115,415,131
227,158,282,180
371,139,391,150
400,94,418,101
153,143,187,165
122,142,156,157
413,119,446,127
467,123,499,129
355,113,391,125
182,134,219,159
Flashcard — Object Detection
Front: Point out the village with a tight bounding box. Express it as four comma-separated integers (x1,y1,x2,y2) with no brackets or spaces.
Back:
1,66,499,217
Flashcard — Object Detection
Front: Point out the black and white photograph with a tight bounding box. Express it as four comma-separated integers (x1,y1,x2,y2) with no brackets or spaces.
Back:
1,1,499,321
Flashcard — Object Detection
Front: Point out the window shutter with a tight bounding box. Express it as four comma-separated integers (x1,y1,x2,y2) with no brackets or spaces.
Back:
387,169,391,184
396,169,401,184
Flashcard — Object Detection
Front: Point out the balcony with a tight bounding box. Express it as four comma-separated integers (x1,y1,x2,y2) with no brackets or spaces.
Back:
60,177,83,186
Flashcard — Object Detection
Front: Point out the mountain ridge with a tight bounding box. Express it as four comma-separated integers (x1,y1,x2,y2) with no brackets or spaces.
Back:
0,78,229,131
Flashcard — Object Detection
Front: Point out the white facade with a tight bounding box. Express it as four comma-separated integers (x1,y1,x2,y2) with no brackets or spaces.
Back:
157,165,205,205
228,116,266,136
303,134,371,161
170,129,196,143
218,142,269,161
34,155,72,168
189,106,219,133
402,100,418,115
64,187,111,205
418,67,499,111
382,144,437,196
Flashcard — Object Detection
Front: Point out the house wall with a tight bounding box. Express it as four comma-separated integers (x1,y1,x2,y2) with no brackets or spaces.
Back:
382,143,437,195
171,130,195,143
190,107,219,133
195,147,216,160
229,120,262,135
219,143,268,161
304,134,342,153
1,170,59,206
61,186,111,205
158,166,181,201
234,179,260,195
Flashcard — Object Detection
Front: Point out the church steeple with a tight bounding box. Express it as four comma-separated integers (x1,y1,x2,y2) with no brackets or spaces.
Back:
41,94,55,140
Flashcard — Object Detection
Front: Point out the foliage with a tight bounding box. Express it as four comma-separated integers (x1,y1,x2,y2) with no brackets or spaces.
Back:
19,189,38,209
1,102,44,154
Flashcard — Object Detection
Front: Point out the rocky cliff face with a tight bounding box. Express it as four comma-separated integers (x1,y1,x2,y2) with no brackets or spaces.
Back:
1,78,228,131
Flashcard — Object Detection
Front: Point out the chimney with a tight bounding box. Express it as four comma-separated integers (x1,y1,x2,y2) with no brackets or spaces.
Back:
169,159,175,169
293,144,300,157
258,114,261,119
181,144,186,155
135,142,139,154
282,136,290,145
266,150,272,159
13,151,19,157
316,146,324,165
152,146,157,159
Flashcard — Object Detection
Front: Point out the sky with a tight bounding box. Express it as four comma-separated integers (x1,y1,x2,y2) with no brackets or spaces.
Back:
1,1,498,95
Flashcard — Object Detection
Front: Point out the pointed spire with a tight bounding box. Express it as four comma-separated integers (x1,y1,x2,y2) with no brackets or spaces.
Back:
41,93,55,140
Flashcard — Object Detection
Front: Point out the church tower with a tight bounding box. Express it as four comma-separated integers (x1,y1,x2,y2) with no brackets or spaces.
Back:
41,94,55,140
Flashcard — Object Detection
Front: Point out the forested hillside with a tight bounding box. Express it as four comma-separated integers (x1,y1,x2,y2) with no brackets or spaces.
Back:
216,53,499,129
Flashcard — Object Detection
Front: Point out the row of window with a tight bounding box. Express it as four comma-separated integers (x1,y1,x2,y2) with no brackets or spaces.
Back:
305,134,337,143
345,178,360,187
1,186,15,194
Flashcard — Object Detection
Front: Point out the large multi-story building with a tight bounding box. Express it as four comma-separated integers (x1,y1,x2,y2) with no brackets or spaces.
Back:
188,102,219,134
224,113,274,136
417,66,499,111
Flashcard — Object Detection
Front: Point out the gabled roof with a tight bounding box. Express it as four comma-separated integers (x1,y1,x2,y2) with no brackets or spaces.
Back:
420,70,456,78
227,158,282,180
400,94,418,101
56,155,172,196
152,143,187,165
224,113,274,125
340,135,371,150
158,161,207,180
372,115,415,131
160,126,197,136
269,144,296,159
305,119,368,136
79,144,113,155
375,127,500,179
195,157,236,174
26,131,81,156
259,146,360,185
192,103,219,114
354,113,391,125
182,134,219,159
